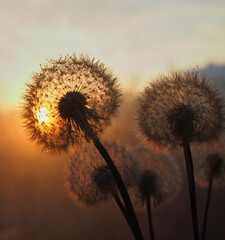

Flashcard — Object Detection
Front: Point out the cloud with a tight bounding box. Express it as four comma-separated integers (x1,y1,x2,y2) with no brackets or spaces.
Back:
0,0,225,109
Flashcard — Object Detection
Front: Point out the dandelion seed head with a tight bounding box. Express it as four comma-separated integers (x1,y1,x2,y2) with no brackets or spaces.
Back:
22,55,122,153
137,70,225,149
66,140,140,207
206,153,224,179
167,104,195,142
132,147,182,207
138,170,162,206
92,165,116,194
194,144,225,188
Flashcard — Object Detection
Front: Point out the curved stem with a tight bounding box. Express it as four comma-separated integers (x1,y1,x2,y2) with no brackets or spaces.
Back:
182,142,200,240
93,137,143,240
201,173,213,240
112,192,137,239
146,197,155,240
72,120,143,239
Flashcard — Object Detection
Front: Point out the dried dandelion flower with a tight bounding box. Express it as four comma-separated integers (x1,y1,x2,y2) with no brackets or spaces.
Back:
195,147,225,188
22,55,122,153
132,147,181,207
137,70,225,149
66,141,140,207
193,144,225,240
92,165,117,194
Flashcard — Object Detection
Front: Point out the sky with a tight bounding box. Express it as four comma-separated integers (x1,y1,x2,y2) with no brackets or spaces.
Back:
0,0,225,110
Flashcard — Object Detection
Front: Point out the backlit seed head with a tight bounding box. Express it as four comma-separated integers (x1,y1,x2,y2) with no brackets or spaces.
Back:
138,170,162,206
132,147,182,207
92,165,116,194
194,144,225,188
22,55,122,153
66,140,140,207
137,70,225,149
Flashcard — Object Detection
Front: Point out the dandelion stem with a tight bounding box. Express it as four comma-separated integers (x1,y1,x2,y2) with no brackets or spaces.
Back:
182,141,200,240
93,137,144,240
201,172,213,240
146,197,155,240
112,191,137,239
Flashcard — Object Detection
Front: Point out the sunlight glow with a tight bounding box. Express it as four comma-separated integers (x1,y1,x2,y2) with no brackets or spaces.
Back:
37,107,50,123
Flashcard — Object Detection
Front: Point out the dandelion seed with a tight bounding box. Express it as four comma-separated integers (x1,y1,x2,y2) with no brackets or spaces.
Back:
22,55,122,153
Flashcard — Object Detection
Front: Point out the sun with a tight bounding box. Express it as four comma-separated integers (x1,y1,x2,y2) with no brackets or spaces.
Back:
37,107,50,123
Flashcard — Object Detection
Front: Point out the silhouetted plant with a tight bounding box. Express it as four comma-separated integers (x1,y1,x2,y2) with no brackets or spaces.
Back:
22,55,121,153
132,147,181,240
22,55,143,240
137,70,225,240
67,141,140,206
66,141,141,238
194,147,225,240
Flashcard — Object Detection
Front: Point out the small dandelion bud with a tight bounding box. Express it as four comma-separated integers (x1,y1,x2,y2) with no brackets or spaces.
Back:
22,55,122,153
137,70,225,149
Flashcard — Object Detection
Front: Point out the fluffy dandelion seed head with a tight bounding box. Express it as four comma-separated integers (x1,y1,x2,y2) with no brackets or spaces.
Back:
195,146,225,188
58,91,87,121
132,147,182,207
92,165,116,194
138,170,162,206
66,140,140,207
167,104,195,142
22,55,122,153
206,153,224,179
137,70,225,149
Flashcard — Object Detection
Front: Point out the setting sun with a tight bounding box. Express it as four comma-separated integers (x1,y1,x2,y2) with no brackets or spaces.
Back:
37,107,50,123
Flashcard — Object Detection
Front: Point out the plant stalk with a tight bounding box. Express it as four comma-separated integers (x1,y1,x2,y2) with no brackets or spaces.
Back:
182,141,200,240
73,118,143,239
112,191,137,239
201,172,213,240
93,136,143,240
146,197,155,240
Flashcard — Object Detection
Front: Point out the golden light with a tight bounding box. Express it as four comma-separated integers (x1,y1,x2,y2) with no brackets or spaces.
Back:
37,107,50,123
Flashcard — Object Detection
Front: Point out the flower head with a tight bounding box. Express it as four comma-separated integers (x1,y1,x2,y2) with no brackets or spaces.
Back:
66,140,140,207
137,70,225,149
194,144,225,188
132,147,182,207
22,55,122,153
92,165,117,194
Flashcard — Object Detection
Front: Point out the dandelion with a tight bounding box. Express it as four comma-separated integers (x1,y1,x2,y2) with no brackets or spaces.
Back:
22,55,143,240
194,145,225,240
22,55,121,153
67,141,139,206
137,70,225,240
132,147,181,240
137,70,224,149
66,141,141,238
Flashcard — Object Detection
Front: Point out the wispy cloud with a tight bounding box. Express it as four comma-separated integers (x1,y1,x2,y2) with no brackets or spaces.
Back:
0,0,225,109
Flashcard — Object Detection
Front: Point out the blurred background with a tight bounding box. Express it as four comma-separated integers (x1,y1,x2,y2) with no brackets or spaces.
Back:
0,0,225,239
